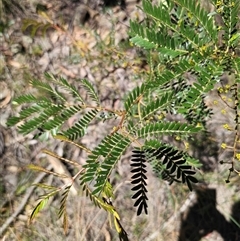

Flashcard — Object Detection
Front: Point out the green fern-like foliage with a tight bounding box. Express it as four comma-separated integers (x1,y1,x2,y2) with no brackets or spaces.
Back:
7,73,101,140
130,0,240,126
7,0,240,239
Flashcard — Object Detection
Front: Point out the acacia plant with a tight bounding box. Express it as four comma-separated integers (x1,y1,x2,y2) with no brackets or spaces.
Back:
7,0,240,240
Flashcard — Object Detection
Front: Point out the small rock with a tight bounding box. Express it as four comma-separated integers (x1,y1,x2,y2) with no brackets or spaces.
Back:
60,65,76,78
80,67,87,78
48,47,61,60
18,214,28,221
36,37,52,52
73,4,89,26
97,15,112,29
3,172,18,193
38,52,50,71
12,53,28,68
117,11,127,22
115,31,127,45
21,35,33,49
62,46,70,57
50,32,59,45
10,43,22,54
85,66,95,82
0,82,12,108
69,65,80,76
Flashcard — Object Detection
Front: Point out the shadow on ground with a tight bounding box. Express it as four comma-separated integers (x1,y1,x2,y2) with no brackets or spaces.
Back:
178,186,240,241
